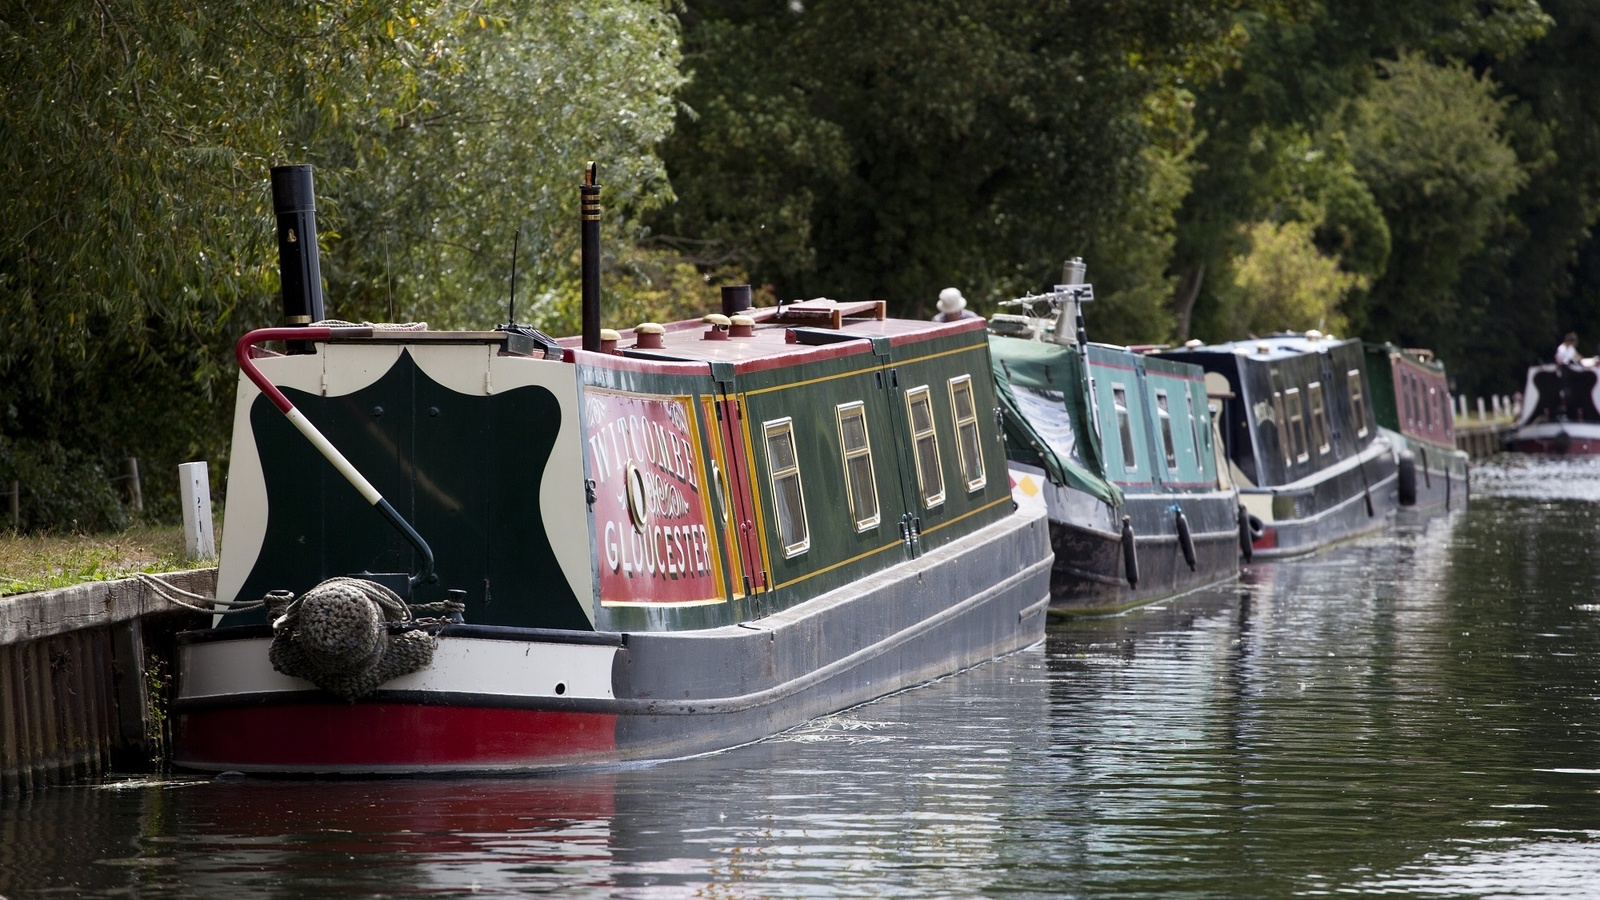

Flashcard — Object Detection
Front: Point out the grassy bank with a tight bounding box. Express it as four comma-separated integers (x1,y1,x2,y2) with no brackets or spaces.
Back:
0,524,216,597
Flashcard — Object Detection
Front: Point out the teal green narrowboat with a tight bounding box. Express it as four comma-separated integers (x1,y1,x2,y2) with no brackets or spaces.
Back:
989,263,1241,614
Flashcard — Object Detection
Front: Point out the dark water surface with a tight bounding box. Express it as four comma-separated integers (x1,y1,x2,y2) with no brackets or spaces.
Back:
6,455,1600,898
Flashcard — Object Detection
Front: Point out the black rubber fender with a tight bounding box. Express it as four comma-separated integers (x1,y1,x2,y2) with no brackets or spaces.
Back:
1237,505,1253,563
1174,507,1196,571
1121,515,1140,588
1397,450,1418,507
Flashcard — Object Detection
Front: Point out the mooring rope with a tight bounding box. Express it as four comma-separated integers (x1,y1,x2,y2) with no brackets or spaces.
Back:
135,573,264,614
266,576,464,700
311,318,429,331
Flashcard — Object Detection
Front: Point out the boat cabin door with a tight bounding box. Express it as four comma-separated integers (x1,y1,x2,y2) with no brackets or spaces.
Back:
707,365,769,609
872,341,934,560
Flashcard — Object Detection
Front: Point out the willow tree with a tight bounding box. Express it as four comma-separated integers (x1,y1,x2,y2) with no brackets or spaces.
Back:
0,0,682,528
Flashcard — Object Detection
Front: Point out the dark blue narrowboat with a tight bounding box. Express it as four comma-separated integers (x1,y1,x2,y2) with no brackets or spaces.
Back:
1157,332,1399,558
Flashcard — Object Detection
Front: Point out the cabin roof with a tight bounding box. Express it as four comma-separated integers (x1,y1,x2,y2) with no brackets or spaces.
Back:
557,300,986,372
1171,332,1354,362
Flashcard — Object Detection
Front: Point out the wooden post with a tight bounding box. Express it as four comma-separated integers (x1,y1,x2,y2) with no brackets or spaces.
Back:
123,458,143,514
178,461,215,560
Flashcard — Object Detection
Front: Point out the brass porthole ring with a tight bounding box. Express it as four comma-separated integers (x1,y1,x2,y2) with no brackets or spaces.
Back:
626,463,649,533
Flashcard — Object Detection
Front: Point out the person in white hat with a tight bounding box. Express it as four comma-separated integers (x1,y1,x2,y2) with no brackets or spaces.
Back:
932,287,978,323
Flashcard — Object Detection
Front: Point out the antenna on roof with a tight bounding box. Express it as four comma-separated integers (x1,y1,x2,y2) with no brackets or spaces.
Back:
507,227,521,326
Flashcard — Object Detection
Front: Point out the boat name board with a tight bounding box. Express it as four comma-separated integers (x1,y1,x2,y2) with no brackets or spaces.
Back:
584,390,723,605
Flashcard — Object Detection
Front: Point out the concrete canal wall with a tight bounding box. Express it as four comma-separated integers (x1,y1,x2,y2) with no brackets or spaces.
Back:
0,570,212,794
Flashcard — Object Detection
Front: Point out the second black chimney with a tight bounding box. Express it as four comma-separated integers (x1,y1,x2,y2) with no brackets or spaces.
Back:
581,163,602,353
721,284,752,318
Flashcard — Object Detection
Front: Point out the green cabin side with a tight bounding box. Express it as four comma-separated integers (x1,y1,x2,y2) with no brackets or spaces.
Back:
585,324,1013,633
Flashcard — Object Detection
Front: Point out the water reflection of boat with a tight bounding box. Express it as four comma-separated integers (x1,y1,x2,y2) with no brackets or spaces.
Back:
1157,332,1399,558
988,260,1241,615
1506,362,1600,453
1362,343,1470,513
171,165,1051,775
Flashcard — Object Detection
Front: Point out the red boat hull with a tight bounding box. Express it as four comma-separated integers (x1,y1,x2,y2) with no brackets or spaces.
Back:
177,704,619,772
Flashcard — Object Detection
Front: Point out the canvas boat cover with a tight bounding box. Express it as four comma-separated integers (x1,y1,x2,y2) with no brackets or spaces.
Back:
989,336,1123,507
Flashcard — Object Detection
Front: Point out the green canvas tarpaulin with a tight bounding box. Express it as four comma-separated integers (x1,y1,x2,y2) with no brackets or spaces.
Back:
988,335,1123,507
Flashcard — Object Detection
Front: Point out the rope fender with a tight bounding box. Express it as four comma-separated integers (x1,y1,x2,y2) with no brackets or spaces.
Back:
266,577,463,701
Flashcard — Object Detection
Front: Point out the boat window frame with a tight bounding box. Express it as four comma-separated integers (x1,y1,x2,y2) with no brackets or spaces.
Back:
1284,386,1309,463
1270,367,1291,467
834,401,881,532
905,385,947,509
1186,390,1206,468
946,375,987,492
1307,381,1331,454
1112,384,1138,471
1155,389,1178,471
761,417,811,558
1347,369,1369,438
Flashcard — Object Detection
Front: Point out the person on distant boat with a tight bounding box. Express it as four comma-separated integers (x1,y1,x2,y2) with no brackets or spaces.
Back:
933,288,979,322
1556,332,1580,366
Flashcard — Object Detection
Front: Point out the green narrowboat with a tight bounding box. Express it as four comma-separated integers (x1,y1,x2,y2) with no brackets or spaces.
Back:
170,166,1051,774
1362,343,1469,511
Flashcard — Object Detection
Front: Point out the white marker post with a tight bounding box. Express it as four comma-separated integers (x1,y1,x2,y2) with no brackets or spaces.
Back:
179,461,216,561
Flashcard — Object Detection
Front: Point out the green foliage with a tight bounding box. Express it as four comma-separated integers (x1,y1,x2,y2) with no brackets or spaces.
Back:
658,0,1275,323
0,435,129,533
1345,53,1526,348
1174,0,1547,344
0,0,684,532
1448,0,1600,395
1225,217,1366,336
1187,127,1390,339
320,1,687,333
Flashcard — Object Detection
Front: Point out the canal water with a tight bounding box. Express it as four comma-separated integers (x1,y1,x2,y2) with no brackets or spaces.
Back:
4,455,1600,898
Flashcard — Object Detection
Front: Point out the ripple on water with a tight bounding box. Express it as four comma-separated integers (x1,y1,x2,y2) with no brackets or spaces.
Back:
5,457,1600,897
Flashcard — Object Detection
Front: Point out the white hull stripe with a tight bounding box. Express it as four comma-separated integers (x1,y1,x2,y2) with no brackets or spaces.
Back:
179,637,618,702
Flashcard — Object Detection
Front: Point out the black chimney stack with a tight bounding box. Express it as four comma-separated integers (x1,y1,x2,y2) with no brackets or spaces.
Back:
581,162,602,353
721,284,752,318
270,166,325,339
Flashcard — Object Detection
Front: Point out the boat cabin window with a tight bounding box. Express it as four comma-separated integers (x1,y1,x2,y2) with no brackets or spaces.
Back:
906,386,946,508
1347,369,1369,438
1112,385,1137,471
1307,382,1331,454
947,375,986,492
1424,383,1434,430
1186,391,1205,466
1155,390,1177,470
762,418,811,557
1270,368,1291,466
1284,387,1309,462
835,402,881,531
